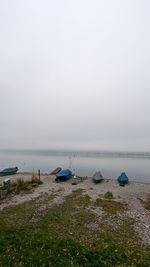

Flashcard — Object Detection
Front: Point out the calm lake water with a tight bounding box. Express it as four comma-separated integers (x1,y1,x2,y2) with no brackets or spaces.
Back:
0,150,150,182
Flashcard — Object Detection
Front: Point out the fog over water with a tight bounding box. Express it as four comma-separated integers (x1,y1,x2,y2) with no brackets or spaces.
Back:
0,1,150,151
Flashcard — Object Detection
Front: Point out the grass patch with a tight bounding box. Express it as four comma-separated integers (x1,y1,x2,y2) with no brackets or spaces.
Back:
103,191,114,199
139,195,150,210
95,197,127,214
0,188,150,266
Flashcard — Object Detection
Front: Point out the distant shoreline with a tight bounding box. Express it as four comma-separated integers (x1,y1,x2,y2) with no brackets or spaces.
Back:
0,172,150,185
1,149,150,159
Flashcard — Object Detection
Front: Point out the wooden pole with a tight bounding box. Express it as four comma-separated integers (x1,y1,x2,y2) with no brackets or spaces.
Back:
38,169,40,182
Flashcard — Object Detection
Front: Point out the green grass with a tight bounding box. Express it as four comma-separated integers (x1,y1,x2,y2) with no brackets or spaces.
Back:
103,191,114,199
95,197,127,214
139,195,150,210
0,189,150,266
143,195,150,210
145,196,150,209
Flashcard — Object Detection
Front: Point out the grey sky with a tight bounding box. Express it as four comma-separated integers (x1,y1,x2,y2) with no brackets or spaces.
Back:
0,0,150,151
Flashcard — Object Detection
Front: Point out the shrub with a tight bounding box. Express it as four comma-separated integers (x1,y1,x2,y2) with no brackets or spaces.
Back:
104,191,114,199
31,173,43,185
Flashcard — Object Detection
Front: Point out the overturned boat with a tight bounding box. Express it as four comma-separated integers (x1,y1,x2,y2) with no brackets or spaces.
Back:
92,171,104,183
117,172,128,186
50,167,62,175
55,169,72,182
0,167,18,176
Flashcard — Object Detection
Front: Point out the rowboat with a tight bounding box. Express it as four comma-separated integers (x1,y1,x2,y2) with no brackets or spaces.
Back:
92,171,104,183
50,167,62,175
117,172,128,186
0,167,18,176
55,169,72,182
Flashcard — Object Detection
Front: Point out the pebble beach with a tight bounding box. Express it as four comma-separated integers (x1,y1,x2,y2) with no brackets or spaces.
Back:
0,172,150,245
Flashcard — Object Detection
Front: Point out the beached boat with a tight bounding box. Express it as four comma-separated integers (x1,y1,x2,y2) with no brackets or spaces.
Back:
0,167,18,176
50,167,62,175
92,171,104,183
55,169,72,182
117,172,128,186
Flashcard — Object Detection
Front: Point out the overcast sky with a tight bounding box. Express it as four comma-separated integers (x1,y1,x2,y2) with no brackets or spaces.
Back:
0,0,150,151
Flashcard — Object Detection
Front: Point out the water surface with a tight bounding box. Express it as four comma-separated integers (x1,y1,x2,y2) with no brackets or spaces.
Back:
0,150,149,182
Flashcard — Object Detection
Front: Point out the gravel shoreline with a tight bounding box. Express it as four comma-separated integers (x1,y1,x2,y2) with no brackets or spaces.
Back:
0,173,150,245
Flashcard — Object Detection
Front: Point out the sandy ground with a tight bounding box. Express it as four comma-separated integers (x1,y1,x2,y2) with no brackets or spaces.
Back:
0,172,150,245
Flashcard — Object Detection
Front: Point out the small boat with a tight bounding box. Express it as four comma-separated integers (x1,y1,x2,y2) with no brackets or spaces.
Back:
55,169,72,182
0,167,18,177
92,171,104,183
50,167,62,175
117,172,128,186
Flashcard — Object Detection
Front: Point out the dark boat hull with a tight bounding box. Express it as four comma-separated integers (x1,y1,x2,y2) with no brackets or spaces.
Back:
117,172,128,186
0,167,18,177
93,178,103,183
50,167,62,175
55,169,72,182
55,175,72,182
92,171,104,184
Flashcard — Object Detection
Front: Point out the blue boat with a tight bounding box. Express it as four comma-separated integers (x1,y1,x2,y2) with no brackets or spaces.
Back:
55,169,72,182
117,172,129,186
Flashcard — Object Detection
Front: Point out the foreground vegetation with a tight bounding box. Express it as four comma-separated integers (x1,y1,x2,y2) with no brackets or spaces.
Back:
142,194,150,210
0,189,150,266
0,175,42,202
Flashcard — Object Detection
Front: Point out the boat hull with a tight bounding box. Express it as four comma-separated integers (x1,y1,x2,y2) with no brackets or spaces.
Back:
50,167,62,175
0,167,18,177
55,169,72,182
117,172,128,186
93,178,103,183
92,171,104,184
